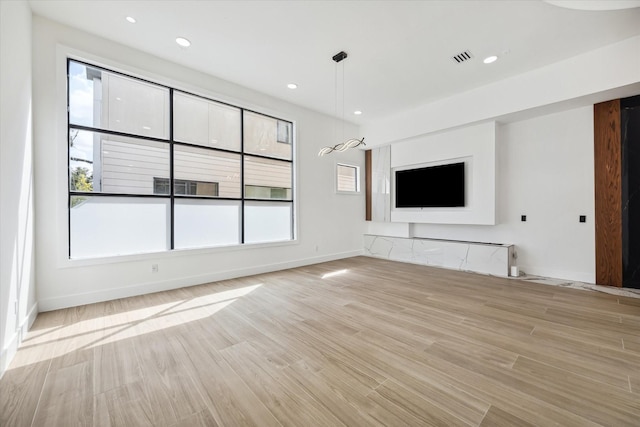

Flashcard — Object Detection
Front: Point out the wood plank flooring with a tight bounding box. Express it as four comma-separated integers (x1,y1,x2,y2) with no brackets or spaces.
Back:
1,256,640,426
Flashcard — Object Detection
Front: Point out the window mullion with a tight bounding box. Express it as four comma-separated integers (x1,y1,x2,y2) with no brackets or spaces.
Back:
67,58,72,259
169,88,175,250
240,108,245,244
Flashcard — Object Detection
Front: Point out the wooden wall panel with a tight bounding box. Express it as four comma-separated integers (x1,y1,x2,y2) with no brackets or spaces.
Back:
594,99,622,287
365,150,372,221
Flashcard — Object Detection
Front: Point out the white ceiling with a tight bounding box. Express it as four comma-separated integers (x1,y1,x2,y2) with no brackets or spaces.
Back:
28,1,640,125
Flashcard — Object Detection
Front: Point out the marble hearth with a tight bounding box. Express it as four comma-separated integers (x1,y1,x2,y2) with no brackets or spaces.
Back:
364,234,514,277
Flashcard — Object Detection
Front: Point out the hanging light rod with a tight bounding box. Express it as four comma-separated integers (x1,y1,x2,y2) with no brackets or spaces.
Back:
318,51,366,157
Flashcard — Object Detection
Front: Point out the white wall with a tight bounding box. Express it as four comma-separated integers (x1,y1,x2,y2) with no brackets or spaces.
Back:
362,35,639,284
0,0,38,378
390,122,496,225
380,106,595,282
32,16,365,311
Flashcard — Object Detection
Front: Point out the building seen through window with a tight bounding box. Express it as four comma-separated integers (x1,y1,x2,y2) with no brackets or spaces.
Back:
67,59,294,258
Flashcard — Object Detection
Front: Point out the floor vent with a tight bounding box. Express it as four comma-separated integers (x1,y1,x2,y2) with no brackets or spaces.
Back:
452,50,473,63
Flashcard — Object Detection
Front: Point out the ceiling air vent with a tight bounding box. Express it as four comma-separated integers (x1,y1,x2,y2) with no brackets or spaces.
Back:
452,50,473,64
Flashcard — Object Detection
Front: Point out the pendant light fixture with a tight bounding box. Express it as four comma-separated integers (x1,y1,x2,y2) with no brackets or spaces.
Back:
318,51,365,156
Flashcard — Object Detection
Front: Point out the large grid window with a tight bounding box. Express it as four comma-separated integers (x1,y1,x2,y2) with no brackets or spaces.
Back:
68,59,294,259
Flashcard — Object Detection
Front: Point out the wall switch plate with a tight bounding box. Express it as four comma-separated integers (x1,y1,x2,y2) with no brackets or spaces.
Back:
521,215,527,222
579,215,586,223
151,264,159,273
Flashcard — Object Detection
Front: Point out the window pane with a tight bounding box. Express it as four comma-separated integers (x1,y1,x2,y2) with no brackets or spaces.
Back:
174,92,241,151
68,60,169,139
175,199,241,249
174,145,241,198
69,129,170,195
243,111,292,160
153,178,219,196
244,156,292,200
245,201,292,243
337,164,358,192
70,196,169,258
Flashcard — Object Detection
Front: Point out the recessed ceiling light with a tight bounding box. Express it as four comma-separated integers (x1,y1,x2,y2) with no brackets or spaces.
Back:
287,83,298,89
483,55,498,64
176,37,191,47
126,16,136,24
354,110,362,115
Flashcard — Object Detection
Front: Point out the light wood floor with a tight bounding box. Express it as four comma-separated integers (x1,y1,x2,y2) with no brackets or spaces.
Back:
2,256,640,426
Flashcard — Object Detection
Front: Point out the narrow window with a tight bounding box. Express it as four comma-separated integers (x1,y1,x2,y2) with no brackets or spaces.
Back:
336,163,360,193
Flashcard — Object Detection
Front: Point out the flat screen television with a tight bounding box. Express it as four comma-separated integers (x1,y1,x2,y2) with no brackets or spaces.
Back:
395,162,465,208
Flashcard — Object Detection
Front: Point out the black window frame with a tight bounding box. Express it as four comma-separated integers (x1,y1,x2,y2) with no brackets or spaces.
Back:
67,58,294,259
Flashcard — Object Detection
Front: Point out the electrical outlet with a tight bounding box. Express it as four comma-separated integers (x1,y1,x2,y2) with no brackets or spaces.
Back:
521,215,527,222
151,264,159,273
579,215,586,223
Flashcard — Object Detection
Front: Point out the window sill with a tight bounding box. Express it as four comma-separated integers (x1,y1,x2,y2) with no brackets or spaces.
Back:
60,239,299,269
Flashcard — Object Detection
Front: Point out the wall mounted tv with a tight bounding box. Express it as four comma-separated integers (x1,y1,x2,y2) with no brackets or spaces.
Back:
395,162,465,208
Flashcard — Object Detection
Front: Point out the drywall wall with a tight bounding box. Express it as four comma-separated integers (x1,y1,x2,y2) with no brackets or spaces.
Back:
390,122,496,225
0,0,38,378
360,34,638,283
368,106,595,282
32,16,365,311
363,35,640,147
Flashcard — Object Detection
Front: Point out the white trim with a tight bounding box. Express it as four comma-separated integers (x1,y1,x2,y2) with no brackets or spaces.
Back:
61,238,299,268
39,250,363,312
0,302,38,380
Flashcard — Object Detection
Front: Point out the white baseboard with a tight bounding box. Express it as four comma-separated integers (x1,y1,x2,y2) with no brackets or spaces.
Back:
38,250,363,312
363,254,596,285
517,265,595,284
0,301,38,380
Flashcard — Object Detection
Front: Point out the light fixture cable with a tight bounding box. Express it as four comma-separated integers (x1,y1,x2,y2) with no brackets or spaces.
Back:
342,59,345,143
318,51,365,156
334,56,338,150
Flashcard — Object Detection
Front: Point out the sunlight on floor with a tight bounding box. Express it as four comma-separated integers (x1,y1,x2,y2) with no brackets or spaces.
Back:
9,283,262,369
321,269,349,279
